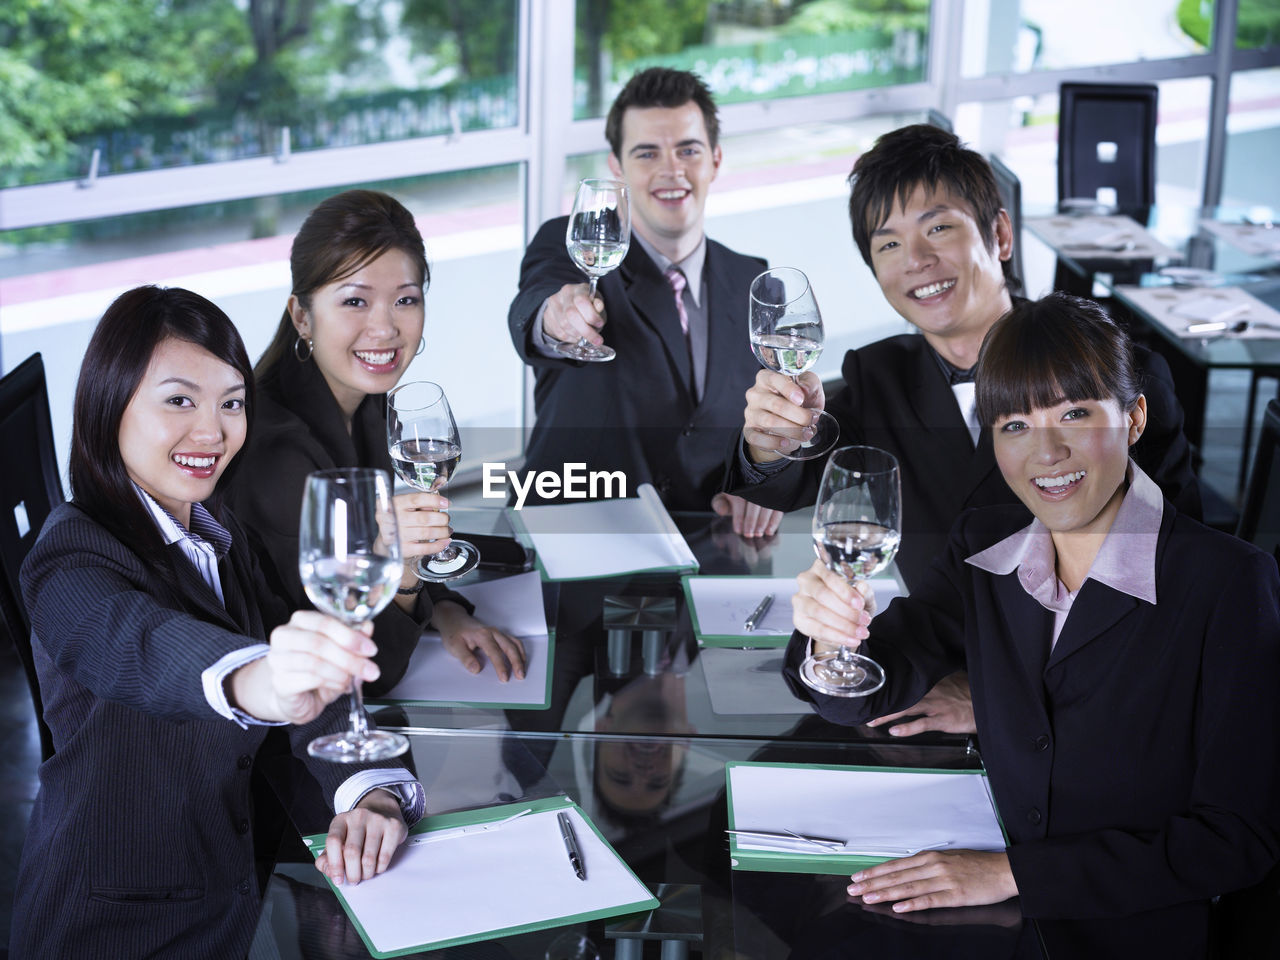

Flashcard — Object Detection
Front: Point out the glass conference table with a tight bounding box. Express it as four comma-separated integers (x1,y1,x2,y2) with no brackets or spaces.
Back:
249,507,1269,959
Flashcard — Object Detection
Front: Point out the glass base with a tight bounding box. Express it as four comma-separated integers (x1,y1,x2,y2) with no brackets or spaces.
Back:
778,410,840,461
555,339,616,363
799,649,885,698
415,539,480,582
307,729,409,763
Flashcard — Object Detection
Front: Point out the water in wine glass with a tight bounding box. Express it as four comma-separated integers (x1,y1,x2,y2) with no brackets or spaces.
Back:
300,554,403,623
747,267,839,459
567,236,628,279
386,381,480,582
814,521,901,581
389,437,460,492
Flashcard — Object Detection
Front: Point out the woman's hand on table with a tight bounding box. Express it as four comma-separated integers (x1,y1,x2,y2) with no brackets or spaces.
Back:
394,490,454,559
847,849,1018,913
316,789,408,886
792,558,872,653
432,601,527,682
867,672,977,736
233,611,380,724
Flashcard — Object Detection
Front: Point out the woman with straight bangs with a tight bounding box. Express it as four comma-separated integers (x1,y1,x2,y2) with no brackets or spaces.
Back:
227,189,525,689
13,286,422,959
783,293,1279,954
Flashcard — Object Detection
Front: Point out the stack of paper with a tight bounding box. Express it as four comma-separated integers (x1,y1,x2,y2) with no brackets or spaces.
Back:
726,761,1006,875
305,797,657,956
508,483,698,581
372,570,552,709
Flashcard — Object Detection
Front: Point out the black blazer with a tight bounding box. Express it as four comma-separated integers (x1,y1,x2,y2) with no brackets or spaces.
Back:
783,500,1280,944
509,216,766,511
728,332,1202,591
13,502,358,959
224,356,472,695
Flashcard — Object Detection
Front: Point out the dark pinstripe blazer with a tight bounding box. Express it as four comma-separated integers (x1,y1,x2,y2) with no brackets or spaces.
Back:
12,501,354,959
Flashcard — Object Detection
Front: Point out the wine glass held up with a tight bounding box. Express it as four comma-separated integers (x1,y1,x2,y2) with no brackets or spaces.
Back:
299,468,410,762
387,380,480,582
748,267,840,460
558,178,630,363
799,446,900,698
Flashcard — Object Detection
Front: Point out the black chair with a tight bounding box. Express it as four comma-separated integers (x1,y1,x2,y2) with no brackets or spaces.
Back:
1237,398,1280,568
925,108,953,133
0,353,66,761
1057,81,1157,212
989,154,1024,295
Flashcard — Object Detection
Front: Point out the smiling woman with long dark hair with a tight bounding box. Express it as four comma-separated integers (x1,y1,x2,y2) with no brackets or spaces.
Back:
784,293,1279,954
13,285,422,958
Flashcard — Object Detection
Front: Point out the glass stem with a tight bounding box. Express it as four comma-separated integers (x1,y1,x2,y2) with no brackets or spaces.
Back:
348,677,369,740
433,480,458,560
577,277,600,347
837,578,863,662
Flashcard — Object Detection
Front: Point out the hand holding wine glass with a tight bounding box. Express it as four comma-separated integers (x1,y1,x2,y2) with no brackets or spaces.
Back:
387,380,480,582
557,178,630,363
748,267,839,460
299,468,409,761
799,446,900,697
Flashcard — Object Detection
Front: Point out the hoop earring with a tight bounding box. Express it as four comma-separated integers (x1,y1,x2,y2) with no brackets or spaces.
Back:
294,336,313,362
415,337,425,357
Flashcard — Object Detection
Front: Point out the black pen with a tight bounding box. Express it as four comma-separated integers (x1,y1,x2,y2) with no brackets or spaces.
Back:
558,811,586,881
743,593,774,632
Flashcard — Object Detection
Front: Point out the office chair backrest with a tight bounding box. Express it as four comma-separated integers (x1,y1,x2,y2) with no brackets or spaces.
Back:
989,154,1024,295
0,353,65,761
1058,82,1157,212
1238,398,1280,568
926,108,954,133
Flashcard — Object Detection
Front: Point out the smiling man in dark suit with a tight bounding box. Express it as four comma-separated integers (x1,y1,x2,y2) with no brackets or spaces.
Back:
508,68,781,536
727,123,1201,734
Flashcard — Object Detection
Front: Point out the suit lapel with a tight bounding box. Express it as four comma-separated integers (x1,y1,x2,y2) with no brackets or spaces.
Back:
1047,580,1139,669
165,543,239,632
991,571,1055,692
964,429,1003,508
619,243,694,399
699,241,750,412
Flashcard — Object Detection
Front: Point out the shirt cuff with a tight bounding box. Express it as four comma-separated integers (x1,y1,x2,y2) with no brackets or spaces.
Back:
737,435,792,483
334,769,427,827
528,301,562,358
202,644,289,729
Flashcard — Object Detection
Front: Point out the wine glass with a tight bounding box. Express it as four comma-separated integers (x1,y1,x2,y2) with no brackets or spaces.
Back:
386,380,480,582
558,177,630,363
799,446,900,697
748,267,840,460
299,468,409,761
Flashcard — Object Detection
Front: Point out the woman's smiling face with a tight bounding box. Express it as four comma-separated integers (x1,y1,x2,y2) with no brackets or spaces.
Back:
993,394,1146,540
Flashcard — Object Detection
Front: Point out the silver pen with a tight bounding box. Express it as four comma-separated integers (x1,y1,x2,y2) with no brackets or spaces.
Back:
558,811,586,881
743,593,775,632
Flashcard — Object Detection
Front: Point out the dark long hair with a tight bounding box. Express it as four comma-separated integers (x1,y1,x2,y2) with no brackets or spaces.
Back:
975,292,1141,429
70,285,255,567
255,189,429,378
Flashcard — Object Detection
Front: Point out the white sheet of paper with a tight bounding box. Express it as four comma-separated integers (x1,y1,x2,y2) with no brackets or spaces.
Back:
325,805,652,955
1025,214,1180,260
728,764,1005,856
514,484,697,580
1198,218,1280,259
688,576,902,638
376,570,550,706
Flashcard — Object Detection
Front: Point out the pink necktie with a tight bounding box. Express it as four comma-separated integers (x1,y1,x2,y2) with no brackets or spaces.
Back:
664,267,690,336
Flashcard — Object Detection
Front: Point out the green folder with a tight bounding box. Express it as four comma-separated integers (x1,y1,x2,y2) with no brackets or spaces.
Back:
681,575,792,648
725,761,1008,876
304,795,659,957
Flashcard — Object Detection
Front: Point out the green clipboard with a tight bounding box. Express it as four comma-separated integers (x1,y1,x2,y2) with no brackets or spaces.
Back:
304,796,659,957
367,630,556,711
725,761,1009,876
680,575,793,648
